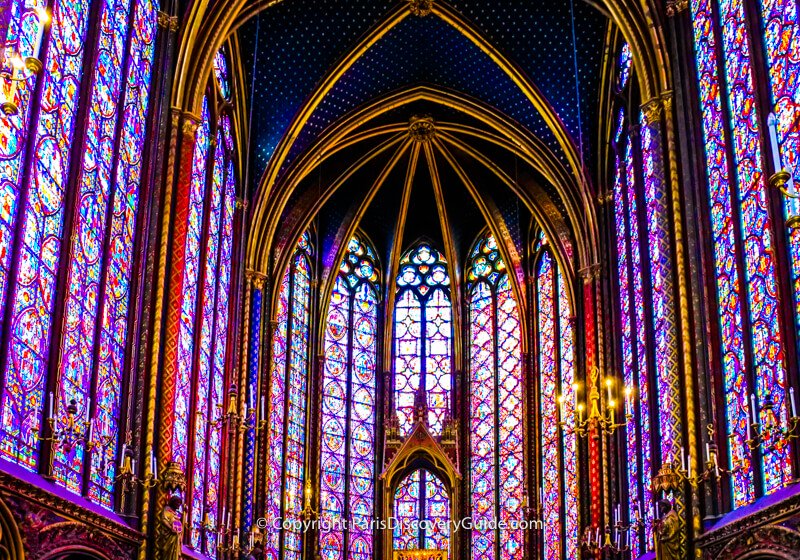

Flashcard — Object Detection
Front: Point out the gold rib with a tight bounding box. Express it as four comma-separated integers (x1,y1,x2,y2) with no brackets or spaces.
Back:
431,137,529,347
423,140,463,371
268,132,407,312
314,138,413,347
382,142,421,373
436,130,576,294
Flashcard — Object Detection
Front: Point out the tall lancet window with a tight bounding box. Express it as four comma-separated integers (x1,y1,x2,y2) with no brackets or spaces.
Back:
393,469,451,552
535,243,578,560
466,233,523,560
319,234,380,560
690,0,796,506
265,232,313,560
609,42,655,553
394,242,452,435
0,0,158,508
169,46,238,556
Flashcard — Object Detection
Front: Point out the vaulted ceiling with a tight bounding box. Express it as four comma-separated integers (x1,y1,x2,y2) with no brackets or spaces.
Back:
236,0,611,285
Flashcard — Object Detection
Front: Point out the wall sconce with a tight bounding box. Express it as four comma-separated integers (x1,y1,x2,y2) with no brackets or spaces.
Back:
1,8,49,116
768,113,800,227
39,395,114,479
745,389,800,452
299,478,318,521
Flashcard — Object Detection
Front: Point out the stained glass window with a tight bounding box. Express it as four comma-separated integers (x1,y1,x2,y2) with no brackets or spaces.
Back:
758,0,800,450
0,0,158,510
319,234,379,560
466,234,523,560
266,231,313,560
213,46,231,99
535,244,579,559
612,125,655,550
393,469,450,552
394,242,452,435
617,42,632,90
168,56,239,552
689,0,792,505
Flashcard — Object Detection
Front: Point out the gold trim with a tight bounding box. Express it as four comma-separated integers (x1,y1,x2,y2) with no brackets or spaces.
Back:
315,139,412,353
383,143,421,373
423,139,463,369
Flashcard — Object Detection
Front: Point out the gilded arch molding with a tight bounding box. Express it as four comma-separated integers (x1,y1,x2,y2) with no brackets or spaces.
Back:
171,0,671,140
253,86,588,278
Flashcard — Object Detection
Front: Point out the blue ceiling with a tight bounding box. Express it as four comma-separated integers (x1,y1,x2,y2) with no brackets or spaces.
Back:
238,0,607,190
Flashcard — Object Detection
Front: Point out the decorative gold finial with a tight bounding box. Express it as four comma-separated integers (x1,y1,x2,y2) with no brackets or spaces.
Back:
641,98,664,125
408,0,434,16
409,115,435,142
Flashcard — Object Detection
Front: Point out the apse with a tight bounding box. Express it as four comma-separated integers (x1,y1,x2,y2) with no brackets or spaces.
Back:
2,0,800,559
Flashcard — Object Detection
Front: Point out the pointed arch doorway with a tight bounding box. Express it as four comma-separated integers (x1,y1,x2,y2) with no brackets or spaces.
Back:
381,420,460,560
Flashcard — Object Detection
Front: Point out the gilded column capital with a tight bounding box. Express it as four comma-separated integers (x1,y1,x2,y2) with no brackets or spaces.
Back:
408,0,434,16
157,11,178,32
246,269,267,289
666,0,689,16
578,263,601,283
641,97,664,125
181,114,200,139
236,197,249,211
661,91,674,116
597,190,613,205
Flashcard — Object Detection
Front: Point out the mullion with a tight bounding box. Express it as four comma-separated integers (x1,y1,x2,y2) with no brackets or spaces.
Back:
343,279,356,557
707,0,765,500
278,256,298,559
491,281,500,560
199,163,229,555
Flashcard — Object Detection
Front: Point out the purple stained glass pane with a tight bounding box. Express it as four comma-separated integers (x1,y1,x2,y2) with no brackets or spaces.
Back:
557,272,578,558
394,243,452,436
0,0,93,470
320,234,378,560
190,126,225,550
716,0,791,494
55,0,135,495
171,97,210,469
89,0,158,508
467,234,523,560
538,252,561,560
213,47,230,99
469,282,495,560
266,233,312,560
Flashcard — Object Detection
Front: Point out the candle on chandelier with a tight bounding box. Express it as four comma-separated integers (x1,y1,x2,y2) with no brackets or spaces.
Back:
558,395,565,421
260,395,266,422
31,8,50,62
791,387,798,419
624,386,632,417
47,391,54,419
750,393,758,426
768,113,783,174
606,378,613,402
150,450,157,479
119,444,127,467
